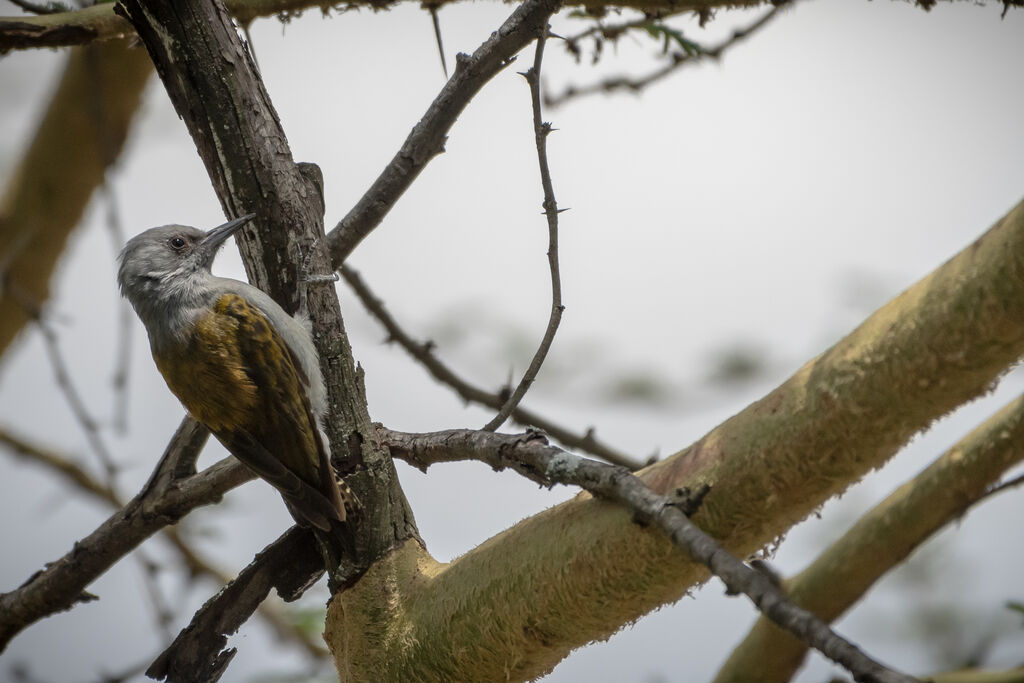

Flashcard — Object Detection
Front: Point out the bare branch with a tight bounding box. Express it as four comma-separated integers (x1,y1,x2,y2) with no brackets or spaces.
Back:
0,419,259,653
0,421,330,661
147,526,324,683
326,0,565,264
329,200,1024,681
484,25,564,432
545,3,788,108
383,427,918,683
339,264,644,468
427,4,447,78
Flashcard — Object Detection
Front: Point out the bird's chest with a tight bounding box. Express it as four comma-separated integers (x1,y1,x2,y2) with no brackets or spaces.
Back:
152,310,258,432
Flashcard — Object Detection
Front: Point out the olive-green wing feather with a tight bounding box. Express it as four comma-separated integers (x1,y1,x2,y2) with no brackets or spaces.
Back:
199,293,346,529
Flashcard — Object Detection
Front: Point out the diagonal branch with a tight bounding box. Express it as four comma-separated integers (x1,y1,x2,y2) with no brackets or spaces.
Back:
339,264,644,468
484,25,564,432
0,418,253,653
384,427,918,683
146,526,324,683
714,392,1024,683
326,0,565,265
0,425,329,661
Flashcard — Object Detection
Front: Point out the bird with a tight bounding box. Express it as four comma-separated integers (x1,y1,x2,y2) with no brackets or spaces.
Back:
117,213,353,571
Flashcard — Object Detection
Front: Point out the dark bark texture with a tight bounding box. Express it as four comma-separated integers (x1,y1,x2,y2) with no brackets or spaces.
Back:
114,0,418,585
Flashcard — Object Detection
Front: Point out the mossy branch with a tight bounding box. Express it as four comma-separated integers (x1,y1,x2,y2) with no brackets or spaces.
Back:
714,392,1024,683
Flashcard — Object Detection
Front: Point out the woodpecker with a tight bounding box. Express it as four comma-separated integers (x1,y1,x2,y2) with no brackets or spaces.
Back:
117,214,352,569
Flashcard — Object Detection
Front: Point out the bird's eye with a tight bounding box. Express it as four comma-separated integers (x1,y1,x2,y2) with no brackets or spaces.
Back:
169,236,187,251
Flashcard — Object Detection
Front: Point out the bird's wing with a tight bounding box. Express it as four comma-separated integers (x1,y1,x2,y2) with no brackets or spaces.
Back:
216,427,343,530
192,293,346,529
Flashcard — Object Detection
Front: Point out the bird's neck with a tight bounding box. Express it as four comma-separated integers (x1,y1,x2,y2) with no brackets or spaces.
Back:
132,272,217,351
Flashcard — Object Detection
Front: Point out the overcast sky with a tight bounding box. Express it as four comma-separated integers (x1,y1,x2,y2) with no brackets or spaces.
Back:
2,1,1023,681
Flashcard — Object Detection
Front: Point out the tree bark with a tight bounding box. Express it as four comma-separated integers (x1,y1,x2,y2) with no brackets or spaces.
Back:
116,0,418,580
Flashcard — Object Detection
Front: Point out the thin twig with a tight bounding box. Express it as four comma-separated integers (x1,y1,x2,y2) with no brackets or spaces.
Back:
8,284,120,483
326,0,564,264
428,5,447,78
241,21,260,74
0,426,114,501
484,25,564,432
383,427,919,683
562,10,682,62
339,265,645,469
545,3,787,108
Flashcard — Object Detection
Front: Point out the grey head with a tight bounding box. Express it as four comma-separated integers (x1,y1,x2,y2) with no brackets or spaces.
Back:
117,214,255,331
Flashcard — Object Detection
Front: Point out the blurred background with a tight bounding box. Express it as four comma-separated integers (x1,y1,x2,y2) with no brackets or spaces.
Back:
2,0,1023,680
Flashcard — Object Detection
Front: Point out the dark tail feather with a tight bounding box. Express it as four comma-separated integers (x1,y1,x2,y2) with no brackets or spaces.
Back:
313,515,358,592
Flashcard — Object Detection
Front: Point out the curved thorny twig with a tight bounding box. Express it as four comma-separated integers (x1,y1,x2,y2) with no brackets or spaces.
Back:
484,24,565,432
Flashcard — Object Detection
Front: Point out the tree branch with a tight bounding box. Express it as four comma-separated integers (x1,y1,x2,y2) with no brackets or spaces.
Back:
324,198,1024,681
484,25,564,432
0,418,249,653
0,424,329,661
0,0,771,53
146,526,324,683
384,427,917,683
339,264,644,468
326,0,565,264
714,392,1024,683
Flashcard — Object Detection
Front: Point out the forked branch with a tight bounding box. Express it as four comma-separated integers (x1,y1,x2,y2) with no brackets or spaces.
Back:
484,25,564,432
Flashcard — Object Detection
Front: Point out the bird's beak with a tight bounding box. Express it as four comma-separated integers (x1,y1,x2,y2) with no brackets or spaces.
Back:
198,213,256,267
